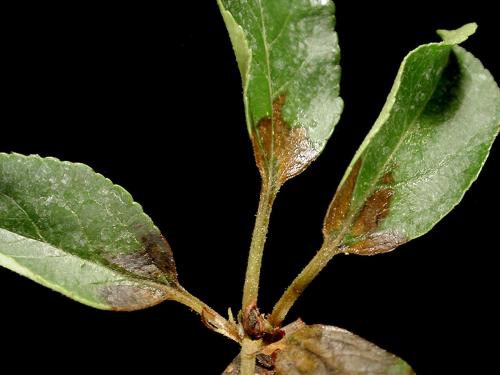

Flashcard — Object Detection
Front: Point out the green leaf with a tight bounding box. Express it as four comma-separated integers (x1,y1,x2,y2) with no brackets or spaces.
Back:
323,24,500,255
0,153,182,310
218,0,343,189
222,322,414,374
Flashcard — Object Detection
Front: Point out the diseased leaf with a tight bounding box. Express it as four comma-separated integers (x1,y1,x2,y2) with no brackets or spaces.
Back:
218,0,343,189
323,24,500,255
0,153,182,310
222,322,414,374
276,325,414,375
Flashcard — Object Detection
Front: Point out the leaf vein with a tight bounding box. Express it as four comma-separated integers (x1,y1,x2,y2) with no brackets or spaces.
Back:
268,10,292,48
274,57,311,95
0,192,48,242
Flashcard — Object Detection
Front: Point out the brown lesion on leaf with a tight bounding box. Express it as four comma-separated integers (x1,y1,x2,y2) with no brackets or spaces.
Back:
252,95,317,188
323,161,407,255
107,232,178,284
380,170,395,185
101,283,168,311
275,324,415,375
99,231,179,311
351,187,394,237
347,170,408,255
347,231,407,255
347,170,407,254
141,233,178,280
323,159,362,236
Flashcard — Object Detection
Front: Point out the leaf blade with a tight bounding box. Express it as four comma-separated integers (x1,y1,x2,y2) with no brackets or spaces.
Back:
218,0,343,188
323,24,500,255
275,325,414,375
0,153,181,310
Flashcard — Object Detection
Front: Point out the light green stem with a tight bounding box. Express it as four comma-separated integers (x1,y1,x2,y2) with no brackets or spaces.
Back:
240,338,261,375
174,287,241,343
242,183,276,310
269,241,341,326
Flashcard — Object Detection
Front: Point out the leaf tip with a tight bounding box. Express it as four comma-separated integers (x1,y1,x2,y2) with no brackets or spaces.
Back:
437,22,477,44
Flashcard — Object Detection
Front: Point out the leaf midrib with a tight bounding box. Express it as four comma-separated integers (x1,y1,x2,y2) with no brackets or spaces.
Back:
0,188,101,257
0,226,172,289
257,0,277,184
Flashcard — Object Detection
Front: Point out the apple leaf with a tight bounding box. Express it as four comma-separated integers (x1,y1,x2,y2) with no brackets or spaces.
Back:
218,0,343,190
0,153,183,310
323,24,500,255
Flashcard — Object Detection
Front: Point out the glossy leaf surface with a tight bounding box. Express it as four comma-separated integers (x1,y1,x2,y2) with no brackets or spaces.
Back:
323,24,500,255
218,0,343,188
0,154,181,310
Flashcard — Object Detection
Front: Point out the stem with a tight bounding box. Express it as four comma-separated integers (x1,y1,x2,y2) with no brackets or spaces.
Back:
242,183,276,310
174,287,242,343
269,241,341,326
240,338,261,375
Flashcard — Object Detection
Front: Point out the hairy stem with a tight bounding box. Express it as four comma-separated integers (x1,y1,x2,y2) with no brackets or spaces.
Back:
242,183,276,310
174,287,242,343
240,338,261,375
269,241,341,326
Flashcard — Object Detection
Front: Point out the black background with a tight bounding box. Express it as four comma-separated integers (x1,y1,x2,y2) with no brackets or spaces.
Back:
1,1,498,373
